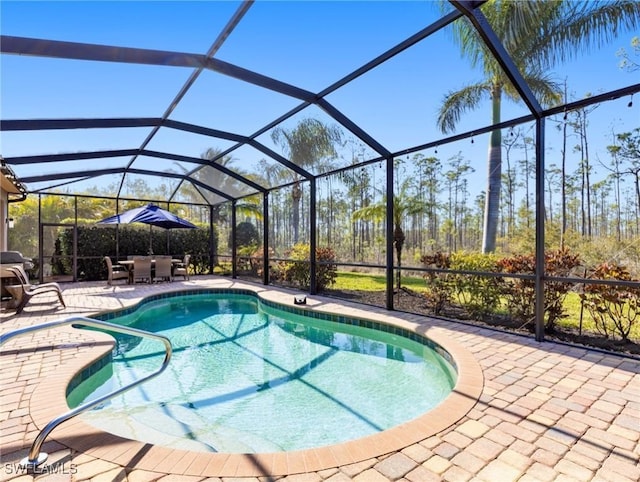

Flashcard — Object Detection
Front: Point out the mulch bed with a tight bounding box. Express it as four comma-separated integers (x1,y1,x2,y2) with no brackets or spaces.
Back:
322,287,640,358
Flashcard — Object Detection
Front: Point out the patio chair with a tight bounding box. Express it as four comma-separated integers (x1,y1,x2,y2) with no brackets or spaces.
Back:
132,256,152,284
5,266,66,314
154,256,173,283
104,256,129,285
173,254,190,280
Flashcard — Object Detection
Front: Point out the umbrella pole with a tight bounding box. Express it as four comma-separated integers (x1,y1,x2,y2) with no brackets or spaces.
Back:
149,225,153,255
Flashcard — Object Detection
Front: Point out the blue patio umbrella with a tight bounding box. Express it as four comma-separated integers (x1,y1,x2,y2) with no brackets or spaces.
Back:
97,204,197,254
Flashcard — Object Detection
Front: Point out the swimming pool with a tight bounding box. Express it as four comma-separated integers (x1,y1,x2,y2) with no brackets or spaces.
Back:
68,290,457,453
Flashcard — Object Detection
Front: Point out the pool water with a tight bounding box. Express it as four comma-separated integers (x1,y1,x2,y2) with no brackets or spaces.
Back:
69,294,456,453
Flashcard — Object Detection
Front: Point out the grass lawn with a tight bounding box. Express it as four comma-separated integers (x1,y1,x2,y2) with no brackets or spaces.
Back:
333,271,428,292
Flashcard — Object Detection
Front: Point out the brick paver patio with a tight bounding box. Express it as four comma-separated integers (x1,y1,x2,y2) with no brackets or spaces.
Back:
1,276,638,481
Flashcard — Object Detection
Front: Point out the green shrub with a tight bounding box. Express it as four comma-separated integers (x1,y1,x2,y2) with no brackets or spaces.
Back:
232,221,260,250
496,248,581,332
420,252,452,316
213,263,231,275
60,224,215,281
580,263,640,341
278,243,337,292
62,226,119,280
450,251,501,317
250,246,275,278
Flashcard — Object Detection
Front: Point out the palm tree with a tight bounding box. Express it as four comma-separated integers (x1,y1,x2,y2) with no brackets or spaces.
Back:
353,177,426,291
270,118,343,244
438,0,640,253
198,148,263,222
173,148,262,265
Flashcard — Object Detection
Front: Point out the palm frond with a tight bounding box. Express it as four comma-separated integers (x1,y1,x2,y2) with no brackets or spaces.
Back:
495,0,562,56
451,16,485,68
236,200,263,221
270,118,343,169
520,72,563,108
437,82,492,134
352,203,386,223
501,68,563,107
529,0,640,69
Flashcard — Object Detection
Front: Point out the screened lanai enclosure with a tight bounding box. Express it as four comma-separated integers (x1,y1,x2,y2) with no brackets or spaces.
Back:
2,1,640,350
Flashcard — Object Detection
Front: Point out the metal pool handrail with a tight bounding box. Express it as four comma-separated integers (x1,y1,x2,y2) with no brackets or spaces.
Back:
0,316,172,467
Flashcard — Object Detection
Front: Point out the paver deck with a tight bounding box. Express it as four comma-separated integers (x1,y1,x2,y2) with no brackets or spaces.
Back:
1,275,638,481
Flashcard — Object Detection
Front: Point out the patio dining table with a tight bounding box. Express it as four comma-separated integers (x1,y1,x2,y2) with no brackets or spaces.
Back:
118,258,183,284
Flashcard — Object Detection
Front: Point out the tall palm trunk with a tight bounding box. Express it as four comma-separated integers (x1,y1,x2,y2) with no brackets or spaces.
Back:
292,181,302,244
394,222,405,291
482,85,503,253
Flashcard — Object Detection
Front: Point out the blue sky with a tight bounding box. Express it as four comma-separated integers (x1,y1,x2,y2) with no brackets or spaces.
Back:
1,1,638,200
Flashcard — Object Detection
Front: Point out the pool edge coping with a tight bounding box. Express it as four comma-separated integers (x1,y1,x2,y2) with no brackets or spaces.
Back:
30,284,484,478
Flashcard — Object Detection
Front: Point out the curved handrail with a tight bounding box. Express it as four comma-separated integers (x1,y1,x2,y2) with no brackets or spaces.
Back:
0,316,172,467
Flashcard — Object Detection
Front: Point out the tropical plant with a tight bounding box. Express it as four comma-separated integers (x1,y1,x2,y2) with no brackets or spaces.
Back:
6,195,40,258
198,148,263,221
189,148,262,264
353,176,427,290
438,0,640,253
270,118,343,244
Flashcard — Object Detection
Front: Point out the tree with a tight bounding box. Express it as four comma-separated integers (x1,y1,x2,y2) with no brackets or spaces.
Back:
353,176,426,290
233,221,260,250
199,148,262,221
257,157,292,252
341,142,375,261
545,164,562,224
443,154,474,251
178,148,262,265
270,118,343,244
605,129,628,241
611,128,640,222
501,130,519,239
515,131,535,228
617,35,640,72
414,154,443,247
437,0,640,252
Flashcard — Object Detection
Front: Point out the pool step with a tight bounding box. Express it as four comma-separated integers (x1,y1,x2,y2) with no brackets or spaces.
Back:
81,402,283,453
81,408,214,451
151,403,284,453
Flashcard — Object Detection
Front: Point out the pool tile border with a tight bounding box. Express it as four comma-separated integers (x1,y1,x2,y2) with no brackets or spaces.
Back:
93,288,457,369
29,286,483,477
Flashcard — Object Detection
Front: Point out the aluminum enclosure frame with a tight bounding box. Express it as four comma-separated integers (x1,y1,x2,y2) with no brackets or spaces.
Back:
2,1,639,343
